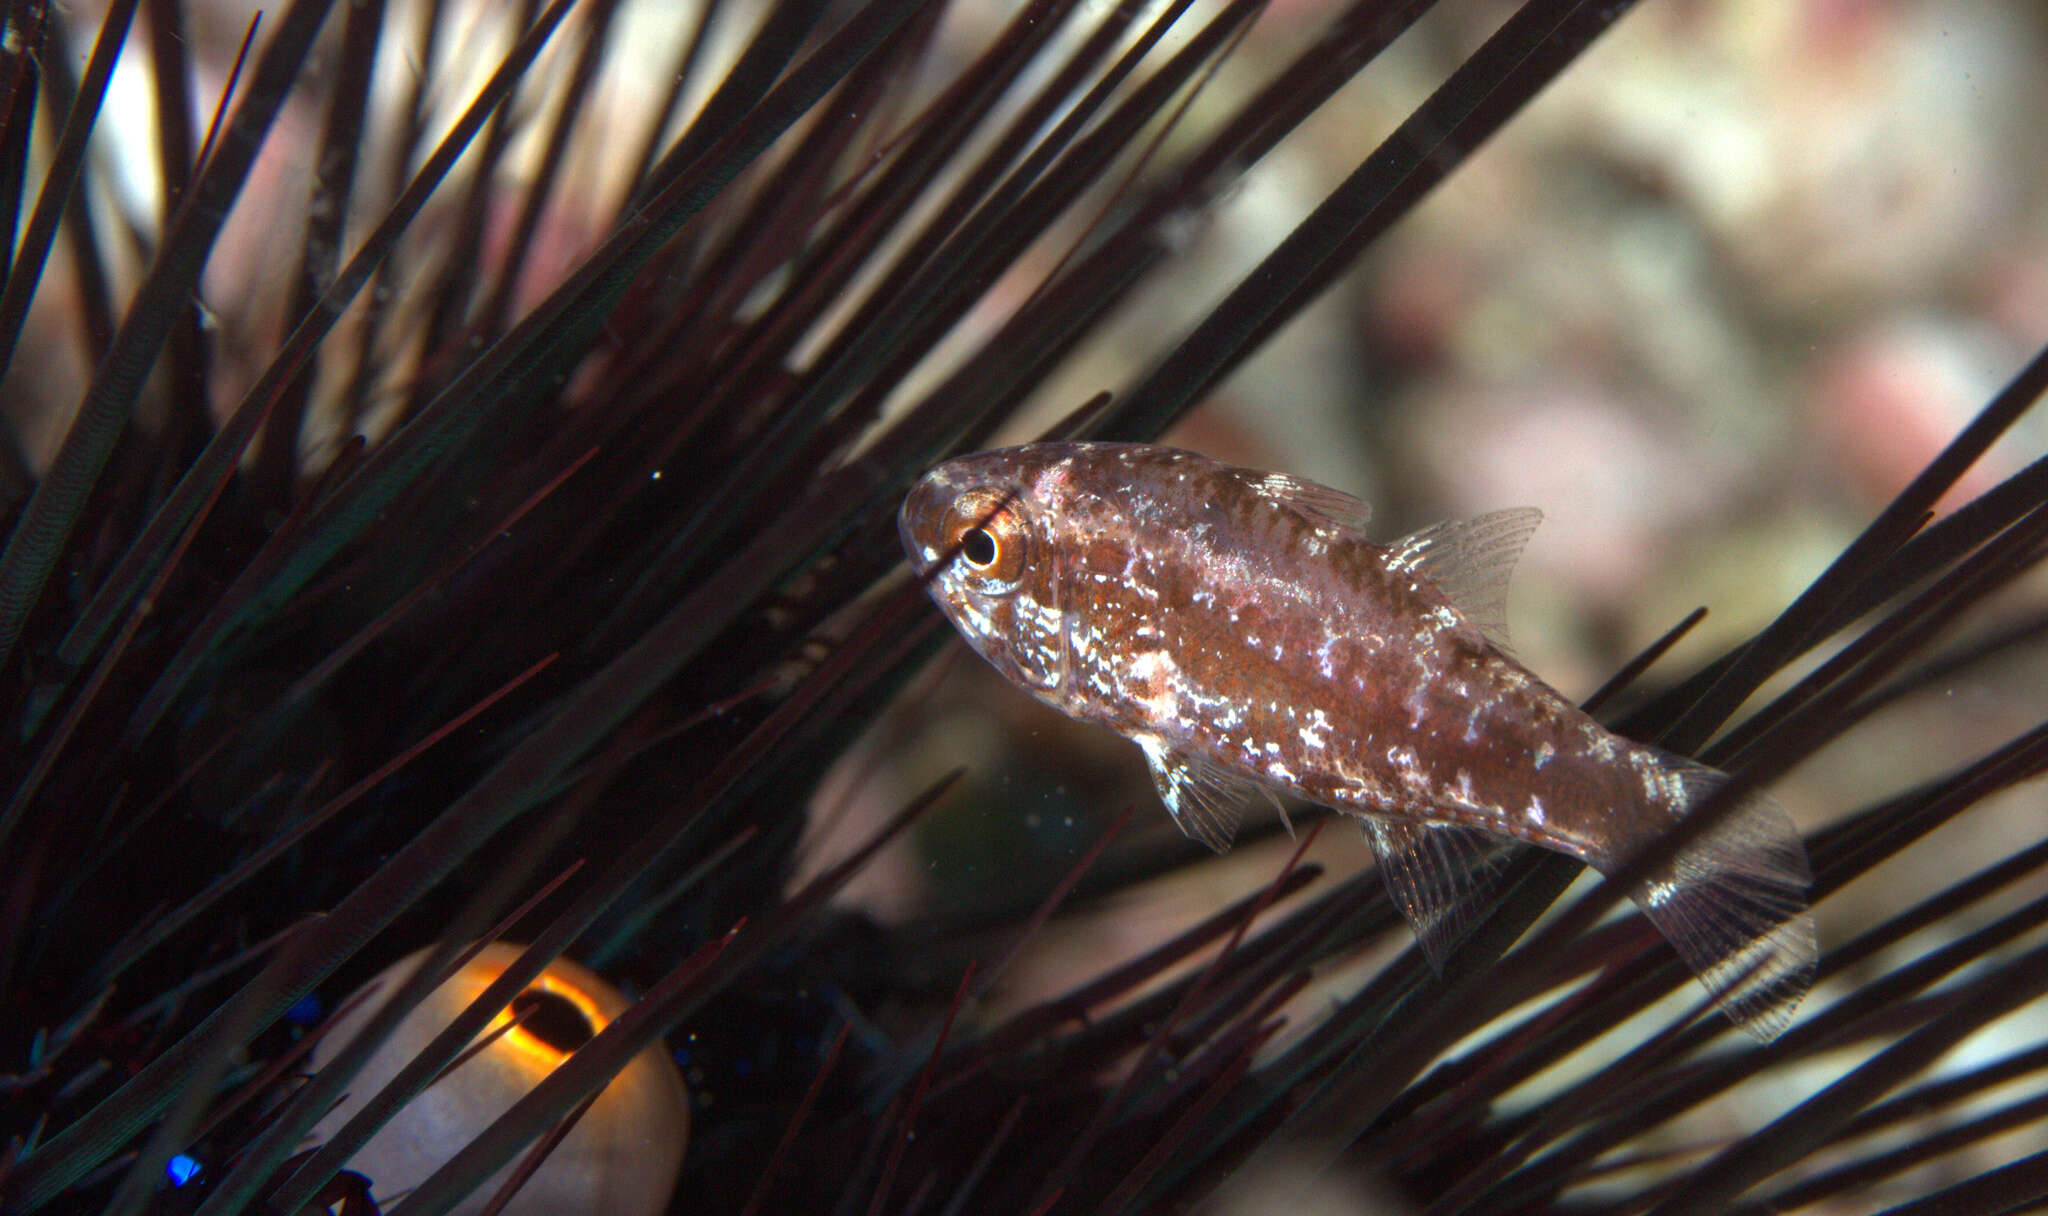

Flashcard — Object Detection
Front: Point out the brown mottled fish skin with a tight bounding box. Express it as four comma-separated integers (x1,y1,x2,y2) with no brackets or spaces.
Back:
900,442,1816,1039
907,444,1626,860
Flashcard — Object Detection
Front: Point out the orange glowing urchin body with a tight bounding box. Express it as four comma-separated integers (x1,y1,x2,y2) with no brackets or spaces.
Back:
301,943,688,1216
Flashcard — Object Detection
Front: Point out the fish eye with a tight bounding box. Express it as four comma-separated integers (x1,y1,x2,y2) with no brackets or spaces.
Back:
961,527,998,567
941,491,1028,590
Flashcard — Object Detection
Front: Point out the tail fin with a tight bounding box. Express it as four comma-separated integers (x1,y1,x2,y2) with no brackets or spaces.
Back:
1601,756,1818,1041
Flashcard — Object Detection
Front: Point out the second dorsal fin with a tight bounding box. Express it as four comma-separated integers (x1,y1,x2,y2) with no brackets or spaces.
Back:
1383,508,1542,647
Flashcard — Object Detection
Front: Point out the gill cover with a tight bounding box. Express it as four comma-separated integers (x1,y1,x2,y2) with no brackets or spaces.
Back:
907,474,1068,693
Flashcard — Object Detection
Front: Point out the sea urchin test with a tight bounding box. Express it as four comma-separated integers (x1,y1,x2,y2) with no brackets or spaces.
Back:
302,943,688,1216
900,442,1816,1039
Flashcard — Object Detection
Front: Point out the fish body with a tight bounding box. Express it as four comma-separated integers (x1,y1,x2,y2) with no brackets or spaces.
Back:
900,442,1815,1039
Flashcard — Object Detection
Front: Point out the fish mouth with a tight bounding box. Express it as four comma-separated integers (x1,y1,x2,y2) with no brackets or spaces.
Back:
898,473,946,580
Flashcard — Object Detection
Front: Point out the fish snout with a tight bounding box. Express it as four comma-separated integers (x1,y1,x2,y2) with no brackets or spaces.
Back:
898,472,948,578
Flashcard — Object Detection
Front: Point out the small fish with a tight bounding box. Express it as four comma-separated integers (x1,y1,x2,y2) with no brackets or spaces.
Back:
900,442,1816,1039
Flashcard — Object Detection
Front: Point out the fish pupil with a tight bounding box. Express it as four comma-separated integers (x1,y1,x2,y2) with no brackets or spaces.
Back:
962,527,998,567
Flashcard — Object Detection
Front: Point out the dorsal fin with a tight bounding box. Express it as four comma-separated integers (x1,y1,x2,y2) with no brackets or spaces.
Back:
1383,508,1542,647
1358,818,1510,972
1247,471,1372,533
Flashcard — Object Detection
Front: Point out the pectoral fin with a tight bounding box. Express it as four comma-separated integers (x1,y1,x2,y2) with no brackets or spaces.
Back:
1138,737,1265,853
1359,818,1509,972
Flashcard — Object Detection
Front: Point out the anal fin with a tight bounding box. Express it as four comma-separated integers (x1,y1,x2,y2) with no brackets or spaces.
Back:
1138,737,1265,853
1359,818,1509,973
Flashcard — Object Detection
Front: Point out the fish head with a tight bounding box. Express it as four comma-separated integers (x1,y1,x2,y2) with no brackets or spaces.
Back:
900,447,1074,695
